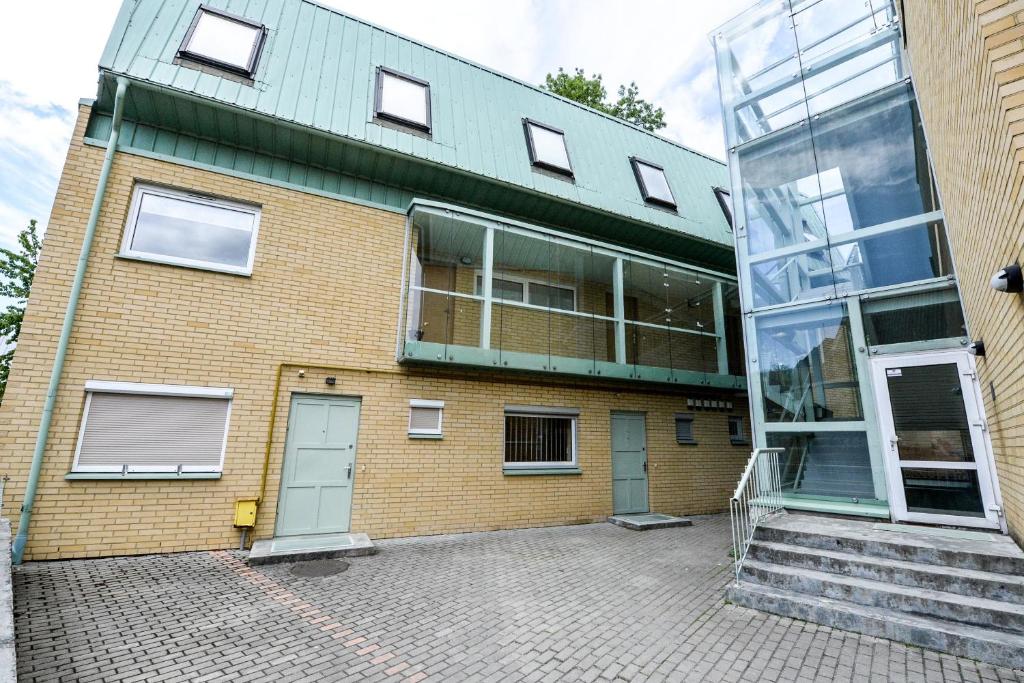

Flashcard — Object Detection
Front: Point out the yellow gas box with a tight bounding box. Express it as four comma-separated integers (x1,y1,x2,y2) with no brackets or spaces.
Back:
233,499,258,528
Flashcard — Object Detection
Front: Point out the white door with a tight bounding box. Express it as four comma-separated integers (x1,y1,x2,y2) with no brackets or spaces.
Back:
871,351,1002,529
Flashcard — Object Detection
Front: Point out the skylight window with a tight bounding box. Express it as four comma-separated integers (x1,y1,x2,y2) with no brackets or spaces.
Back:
523,119,573,176
630,157,676,209
375,68,431,132
179,7,266,78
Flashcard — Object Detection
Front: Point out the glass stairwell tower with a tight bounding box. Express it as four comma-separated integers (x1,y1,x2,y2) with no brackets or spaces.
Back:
711,0,1006,529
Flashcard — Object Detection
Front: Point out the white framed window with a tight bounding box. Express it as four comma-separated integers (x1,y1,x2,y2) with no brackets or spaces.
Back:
630,157,676,209
178,6,266,78
121,184,261,275
73,381,233,474
375,67,431,132
409,399,444,438
473,273,576,312
523,119,573,176
503,406,578,468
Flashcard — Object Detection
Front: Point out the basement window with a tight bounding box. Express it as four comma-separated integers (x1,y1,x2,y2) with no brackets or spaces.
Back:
121,184,261,276
409,399,444,438
523,119,573,176
179,7,266,78
675,413,697,445
72,381,232,474
631,157,676,209
375,67,431,132
504,407,578,468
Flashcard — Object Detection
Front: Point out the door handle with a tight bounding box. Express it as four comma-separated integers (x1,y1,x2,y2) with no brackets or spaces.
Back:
346,464,352,480
643,460,647,473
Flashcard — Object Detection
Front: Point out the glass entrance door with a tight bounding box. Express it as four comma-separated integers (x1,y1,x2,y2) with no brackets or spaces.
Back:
871,351,1002,529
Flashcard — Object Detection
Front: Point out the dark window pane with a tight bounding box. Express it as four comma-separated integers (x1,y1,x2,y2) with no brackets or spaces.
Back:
530,282,575,311
504,415,574,464
768,431,875,500
902,468,985,517
864,291,966,346
886,363,974,463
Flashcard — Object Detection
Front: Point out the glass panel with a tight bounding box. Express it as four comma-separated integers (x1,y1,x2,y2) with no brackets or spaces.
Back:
724,286,746,376
902,468,985,517
407,210,485,349
528,123,571,171
380,72,429,127
623,259,671,372
185,10,261,70
636,162,674,204
768,431,876,499
756,304,861,422
863,290,966,346
832,221,953,295
887,363,974,463
130,190,256,268
495,228,551,362
665,270,718,374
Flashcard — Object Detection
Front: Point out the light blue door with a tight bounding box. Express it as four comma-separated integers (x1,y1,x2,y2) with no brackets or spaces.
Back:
612,413,649,514
276,395,360,536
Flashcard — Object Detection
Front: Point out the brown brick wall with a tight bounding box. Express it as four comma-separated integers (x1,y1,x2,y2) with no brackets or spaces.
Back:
0,105,749,560
902,1,1024,541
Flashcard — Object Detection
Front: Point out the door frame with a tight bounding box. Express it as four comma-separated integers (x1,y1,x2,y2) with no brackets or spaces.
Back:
610,411,649,515
869,349,1004,531
274,392,362,537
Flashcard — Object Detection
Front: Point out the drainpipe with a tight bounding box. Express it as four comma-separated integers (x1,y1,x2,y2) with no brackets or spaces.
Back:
12,76,129,565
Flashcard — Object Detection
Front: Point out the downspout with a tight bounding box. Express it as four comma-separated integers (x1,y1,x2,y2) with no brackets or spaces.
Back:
12,76,129,565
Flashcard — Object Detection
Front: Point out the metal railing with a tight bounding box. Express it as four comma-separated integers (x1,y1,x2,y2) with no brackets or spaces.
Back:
730,448,786,583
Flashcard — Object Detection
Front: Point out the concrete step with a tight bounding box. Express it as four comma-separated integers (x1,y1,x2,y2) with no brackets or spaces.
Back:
741,560,1024,634
248,532,377,565
756,514,1024,574
747,540,1024,604
727,581,1024,671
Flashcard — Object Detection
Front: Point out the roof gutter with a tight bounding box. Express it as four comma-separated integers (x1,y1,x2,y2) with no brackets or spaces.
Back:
12,76,129,565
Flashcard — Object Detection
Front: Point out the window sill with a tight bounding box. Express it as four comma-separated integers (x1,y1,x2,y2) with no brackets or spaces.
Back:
115,253,253,277
730,439,750,446
503,467,581,476
408,433,443,440
65,472,222,481
676,440,698,446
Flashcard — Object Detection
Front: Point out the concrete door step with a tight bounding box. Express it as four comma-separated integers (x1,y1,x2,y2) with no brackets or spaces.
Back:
248,532,377,565
607,513,692,531
741,559,1024,633
758,513,1024,574
727,582,1024,670
747,540,1024,604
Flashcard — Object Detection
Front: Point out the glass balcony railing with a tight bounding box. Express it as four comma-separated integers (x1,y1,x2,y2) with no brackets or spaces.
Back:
401,203,746,388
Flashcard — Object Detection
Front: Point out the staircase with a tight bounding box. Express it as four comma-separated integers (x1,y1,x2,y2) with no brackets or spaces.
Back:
728,512,1024,670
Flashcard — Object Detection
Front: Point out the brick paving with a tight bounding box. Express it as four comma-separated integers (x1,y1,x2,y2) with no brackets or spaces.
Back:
13,514,1024,682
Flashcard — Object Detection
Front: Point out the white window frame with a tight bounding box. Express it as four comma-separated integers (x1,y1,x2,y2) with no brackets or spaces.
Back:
178,6,267,78
728,415,747,445
72,381,233,474
473,271,577,312
408,399,444,438
120,184,262,276
502,406,579,469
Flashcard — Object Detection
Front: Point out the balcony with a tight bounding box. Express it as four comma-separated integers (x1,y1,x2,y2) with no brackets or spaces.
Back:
400,202,747,389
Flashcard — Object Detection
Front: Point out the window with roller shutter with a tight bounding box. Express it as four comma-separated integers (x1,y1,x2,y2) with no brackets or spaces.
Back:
408,399,443,438
72,382,232,473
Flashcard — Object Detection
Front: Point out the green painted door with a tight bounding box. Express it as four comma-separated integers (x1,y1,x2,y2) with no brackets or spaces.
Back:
276,395,360,536
612,413,648,514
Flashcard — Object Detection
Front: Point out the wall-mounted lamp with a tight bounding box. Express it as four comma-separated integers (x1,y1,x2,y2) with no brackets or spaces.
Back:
990,264,1023,293
969,340,986,357
325,376,337,386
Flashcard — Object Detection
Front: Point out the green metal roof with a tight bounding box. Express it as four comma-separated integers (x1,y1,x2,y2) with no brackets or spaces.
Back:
94,0,736,269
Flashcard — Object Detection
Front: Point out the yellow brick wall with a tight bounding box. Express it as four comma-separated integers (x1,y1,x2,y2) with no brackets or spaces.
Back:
902,1,1024,542
0,104,750,560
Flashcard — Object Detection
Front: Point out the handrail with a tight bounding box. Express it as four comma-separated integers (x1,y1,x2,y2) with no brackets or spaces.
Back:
730,447,786,583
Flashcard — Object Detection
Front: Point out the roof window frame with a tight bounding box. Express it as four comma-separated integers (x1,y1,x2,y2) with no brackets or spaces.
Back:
522,118,574,178
374,66,433,134
630,156,677,210
178,5,267,79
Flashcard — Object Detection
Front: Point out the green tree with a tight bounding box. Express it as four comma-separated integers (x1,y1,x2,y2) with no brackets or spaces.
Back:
0,220,41,404
541,68,667,132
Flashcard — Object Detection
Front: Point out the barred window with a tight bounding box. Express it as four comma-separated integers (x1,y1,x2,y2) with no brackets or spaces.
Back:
504,409,577,467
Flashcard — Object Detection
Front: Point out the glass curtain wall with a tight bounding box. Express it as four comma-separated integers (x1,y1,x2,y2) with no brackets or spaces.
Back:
402,205,744,388
712,0,966,510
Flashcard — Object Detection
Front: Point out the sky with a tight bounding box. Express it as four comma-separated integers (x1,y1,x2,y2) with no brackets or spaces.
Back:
0,0,753,265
